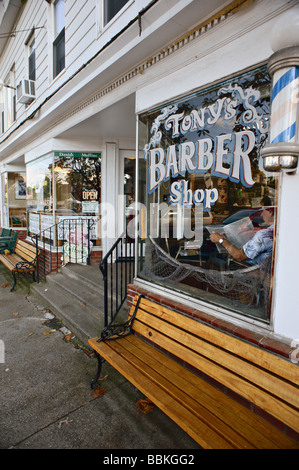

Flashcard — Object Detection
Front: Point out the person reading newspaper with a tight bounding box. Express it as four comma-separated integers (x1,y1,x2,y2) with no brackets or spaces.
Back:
209,208,275,266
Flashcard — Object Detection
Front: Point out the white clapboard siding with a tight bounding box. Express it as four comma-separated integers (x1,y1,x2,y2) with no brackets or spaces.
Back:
0,0,146,115
65,0,96,69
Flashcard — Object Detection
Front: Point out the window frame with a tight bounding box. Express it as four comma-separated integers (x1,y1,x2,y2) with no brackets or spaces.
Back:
53,0,65,79
136,65,278,326
27,34,36,82
97,0,133,35
1,67,16,133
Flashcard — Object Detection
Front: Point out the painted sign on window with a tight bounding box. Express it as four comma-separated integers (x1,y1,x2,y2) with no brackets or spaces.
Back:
144,70,270,210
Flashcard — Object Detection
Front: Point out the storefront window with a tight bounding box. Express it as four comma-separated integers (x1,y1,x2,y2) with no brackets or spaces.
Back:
27,154,53,213
1,173,8,227
1,171,27,228
26,152,101,245
138,66,278,323
55,152,101,216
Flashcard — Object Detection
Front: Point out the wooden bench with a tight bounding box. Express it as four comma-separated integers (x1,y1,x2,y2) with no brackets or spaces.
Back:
0,239,40,291
88,294,299,449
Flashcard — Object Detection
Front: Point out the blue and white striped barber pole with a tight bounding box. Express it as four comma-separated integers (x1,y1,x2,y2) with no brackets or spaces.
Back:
270,66,299,144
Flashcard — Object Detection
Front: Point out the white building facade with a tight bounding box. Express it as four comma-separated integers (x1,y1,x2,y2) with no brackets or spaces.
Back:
0,0,299,359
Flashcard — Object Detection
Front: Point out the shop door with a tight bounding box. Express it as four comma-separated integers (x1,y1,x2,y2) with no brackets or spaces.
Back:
119,150,145,257
119,151,135,256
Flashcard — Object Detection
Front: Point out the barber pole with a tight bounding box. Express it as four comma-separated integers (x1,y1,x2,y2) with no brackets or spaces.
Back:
270,66,299,143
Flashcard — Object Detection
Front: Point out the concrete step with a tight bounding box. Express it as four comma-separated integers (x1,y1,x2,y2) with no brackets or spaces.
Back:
61,263,103,292
31,262,130,348
45,271,103,319
31,280,102,346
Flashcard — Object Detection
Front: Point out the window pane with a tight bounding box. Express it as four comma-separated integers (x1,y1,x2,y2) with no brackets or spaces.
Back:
1,173,9,226
53,29,65,77
28,39,36,81
7,172,27,227
26,155,53,213
104,0,129,25
138,66,277,323
55,154,101,216
55,0,65,36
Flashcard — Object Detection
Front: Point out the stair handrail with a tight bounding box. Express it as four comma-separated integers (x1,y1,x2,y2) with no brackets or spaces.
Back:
100,233,135,327
33,216,95,282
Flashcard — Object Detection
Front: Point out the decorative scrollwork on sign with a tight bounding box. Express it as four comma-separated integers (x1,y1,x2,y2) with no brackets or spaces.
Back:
218,83,262,125
144,105,178,155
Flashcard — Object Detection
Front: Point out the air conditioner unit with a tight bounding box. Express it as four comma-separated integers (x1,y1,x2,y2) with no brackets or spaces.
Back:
16,79,35,104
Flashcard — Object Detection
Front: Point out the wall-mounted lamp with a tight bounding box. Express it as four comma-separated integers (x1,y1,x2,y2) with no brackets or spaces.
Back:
261,7,299,174
261,142,299,173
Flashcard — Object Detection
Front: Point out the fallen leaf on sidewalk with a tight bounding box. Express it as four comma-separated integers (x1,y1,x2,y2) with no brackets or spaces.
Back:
58,417,73,429
98,374,108,382
91,385,107,398
64,333,75,341
135,398,155,414
43,329,56,336
28,332,34,337
12,311,19,316
2,283,9,288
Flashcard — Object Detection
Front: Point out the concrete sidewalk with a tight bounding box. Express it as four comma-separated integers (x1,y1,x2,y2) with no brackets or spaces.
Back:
0,265,200,451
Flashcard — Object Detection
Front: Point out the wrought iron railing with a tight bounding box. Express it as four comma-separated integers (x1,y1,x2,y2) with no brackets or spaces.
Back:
100,235,143,327
34,217,94,282
34,216,143,329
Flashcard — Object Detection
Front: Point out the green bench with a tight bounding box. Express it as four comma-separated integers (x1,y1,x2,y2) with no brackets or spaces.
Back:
0,231,18,253
0,228,12,239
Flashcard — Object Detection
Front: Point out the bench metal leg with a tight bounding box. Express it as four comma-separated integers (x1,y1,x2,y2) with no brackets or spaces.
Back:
10,272,17,292
91,351,105,389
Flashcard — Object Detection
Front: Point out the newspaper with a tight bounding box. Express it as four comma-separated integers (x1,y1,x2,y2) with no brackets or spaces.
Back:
207,217,255,253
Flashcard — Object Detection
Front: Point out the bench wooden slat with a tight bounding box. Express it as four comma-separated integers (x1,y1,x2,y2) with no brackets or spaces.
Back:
111,336,282,449
15,242,37,262
132,306,299,410
124,335,297,449
132,316,299,433
132,296,299,386
88,337,236,449
89,335,298,448
104,337,256,448
0,254,16,270
15,239,36,249
88,295,299,448
0,253,35,272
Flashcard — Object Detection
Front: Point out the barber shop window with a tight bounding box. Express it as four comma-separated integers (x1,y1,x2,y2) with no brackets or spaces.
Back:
138,66,278,323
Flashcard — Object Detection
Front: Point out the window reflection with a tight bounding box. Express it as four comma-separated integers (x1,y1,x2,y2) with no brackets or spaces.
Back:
55,154,101,215
27,154,53,213
138,67,278,323
26,153,101,245
1,171,27,228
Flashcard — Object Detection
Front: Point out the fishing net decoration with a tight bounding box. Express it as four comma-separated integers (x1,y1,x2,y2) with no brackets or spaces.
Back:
142,237,271,307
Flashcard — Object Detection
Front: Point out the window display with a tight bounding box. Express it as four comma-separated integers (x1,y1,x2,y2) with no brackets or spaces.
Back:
26,151,101,244
138,66,278,322
1,171,27,228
